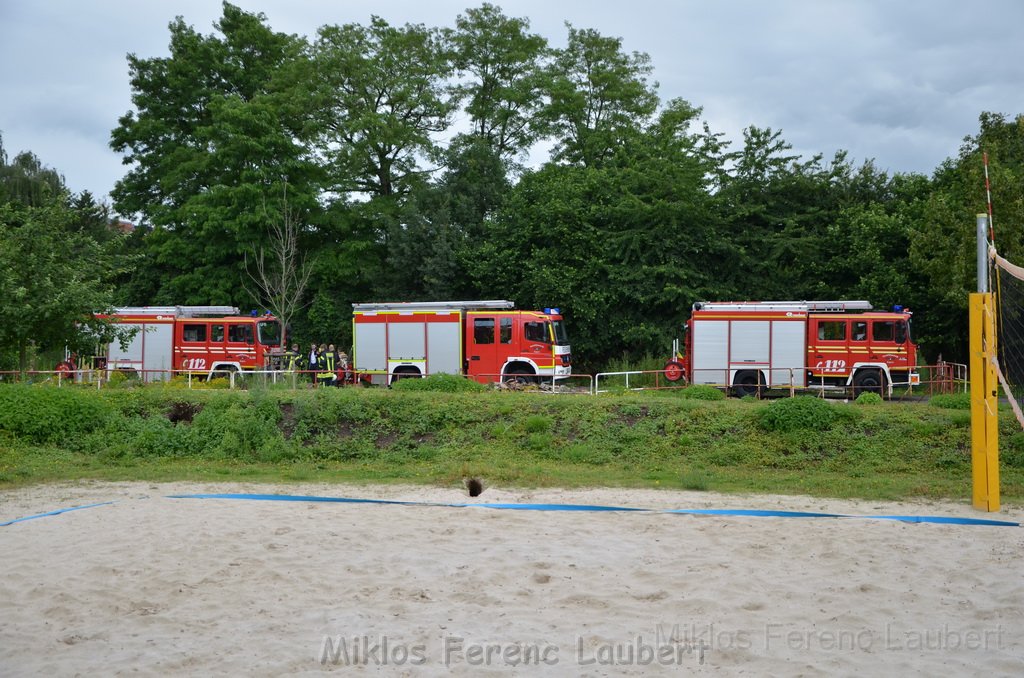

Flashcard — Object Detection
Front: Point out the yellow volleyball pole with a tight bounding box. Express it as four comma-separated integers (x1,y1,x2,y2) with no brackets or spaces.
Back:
982,293,1000,512
970,213,1000,512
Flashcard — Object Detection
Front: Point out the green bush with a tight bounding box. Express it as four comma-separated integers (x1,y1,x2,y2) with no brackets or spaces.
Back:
855,392,884,405
758,396,838,432
391,373,487,392
0,384,114,444
928,392,971,410
678,385,726,401
1004,431,1024,469
106,370,139,389
112,416,184,457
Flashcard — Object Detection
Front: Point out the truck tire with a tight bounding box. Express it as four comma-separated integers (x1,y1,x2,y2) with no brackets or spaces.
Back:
852,369,886,399
732,370,764,398
209,365,238,382
663,360,685,383
503,364,537,384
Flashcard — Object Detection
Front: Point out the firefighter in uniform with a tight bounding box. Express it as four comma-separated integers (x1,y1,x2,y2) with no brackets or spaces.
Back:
318,344,337,386
284,343,301,371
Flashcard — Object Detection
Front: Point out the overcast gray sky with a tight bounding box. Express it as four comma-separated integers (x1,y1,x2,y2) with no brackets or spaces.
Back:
1,0,1021,207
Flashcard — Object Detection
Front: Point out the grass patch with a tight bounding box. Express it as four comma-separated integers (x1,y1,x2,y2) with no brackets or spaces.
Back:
0,384,1021,503
929,392,971,410
680,468,711,491
390,373,488,393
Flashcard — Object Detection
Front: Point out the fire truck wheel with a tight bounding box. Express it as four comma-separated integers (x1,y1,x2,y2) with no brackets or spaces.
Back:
503,367,536,384
209,366,237,381
663,361,685,382
852,370,886,398
732,371,764,398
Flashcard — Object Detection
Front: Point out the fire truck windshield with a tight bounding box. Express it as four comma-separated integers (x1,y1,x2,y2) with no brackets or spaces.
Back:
552,319,569,346
257,320,282,346
896,319,908,344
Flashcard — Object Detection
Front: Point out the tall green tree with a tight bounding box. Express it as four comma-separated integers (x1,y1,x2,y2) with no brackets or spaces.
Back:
716,127,863,300
312,17,455,198
450,3,548,162
815,166,930,320
538,25,658,168
0,142,65,207
0,198,131,373
417,3,550,292
474,100,721,367
909,112,1024,359
110,2,320,305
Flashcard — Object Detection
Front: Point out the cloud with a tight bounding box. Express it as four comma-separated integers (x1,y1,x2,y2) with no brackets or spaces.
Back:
1,0,1021,204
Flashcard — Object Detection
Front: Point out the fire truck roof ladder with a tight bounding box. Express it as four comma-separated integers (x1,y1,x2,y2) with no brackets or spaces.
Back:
353,300,516,312
114,306,241,317
175,306,242,317
804,300,873,312
693,300,874,313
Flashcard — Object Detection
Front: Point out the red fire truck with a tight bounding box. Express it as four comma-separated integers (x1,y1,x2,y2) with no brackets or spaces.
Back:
78,306,284,382
352,300,571,385
663,300,920,397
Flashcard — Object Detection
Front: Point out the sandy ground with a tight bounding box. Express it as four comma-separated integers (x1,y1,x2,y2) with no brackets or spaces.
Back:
1,481,1022,676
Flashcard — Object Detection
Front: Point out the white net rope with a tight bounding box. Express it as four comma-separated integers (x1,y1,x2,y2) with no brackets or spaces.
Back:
994,253,1024,428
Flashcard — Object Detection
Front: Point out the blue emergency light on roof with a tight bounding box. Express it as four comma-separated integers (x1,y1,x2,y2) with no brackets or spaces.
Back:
250,309,258,317
544,308,560,315
893,305,903,312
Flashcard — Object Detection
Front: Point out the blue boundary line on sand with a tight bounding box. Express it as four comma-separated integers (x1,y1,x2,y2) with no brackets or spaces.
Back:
0,501,115,527
4,495,1017,528
167,493,1020,527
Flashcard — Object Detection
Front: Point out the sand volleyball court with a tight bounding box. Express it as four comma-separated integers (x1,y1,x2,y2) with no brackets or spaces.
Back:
1,481,1022,675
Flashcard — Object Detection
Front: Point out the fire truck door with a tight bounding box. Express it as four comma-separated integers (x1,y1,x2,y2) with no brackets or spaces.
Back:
810,317,850,379
522,319,549,358
226,322,256,367
867,319,905,368
466,313,501,379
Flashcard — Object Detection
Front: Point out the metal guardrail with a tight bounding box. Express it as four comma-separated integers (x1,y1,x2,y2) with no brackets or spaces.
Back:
1,363,966,399
593,363,968,399
593,369,683,394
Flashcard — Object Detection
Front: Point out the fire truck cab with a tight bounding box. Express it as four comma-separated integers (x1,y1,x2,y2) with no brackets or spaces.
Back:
670,300,919,398
352,300,571,386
